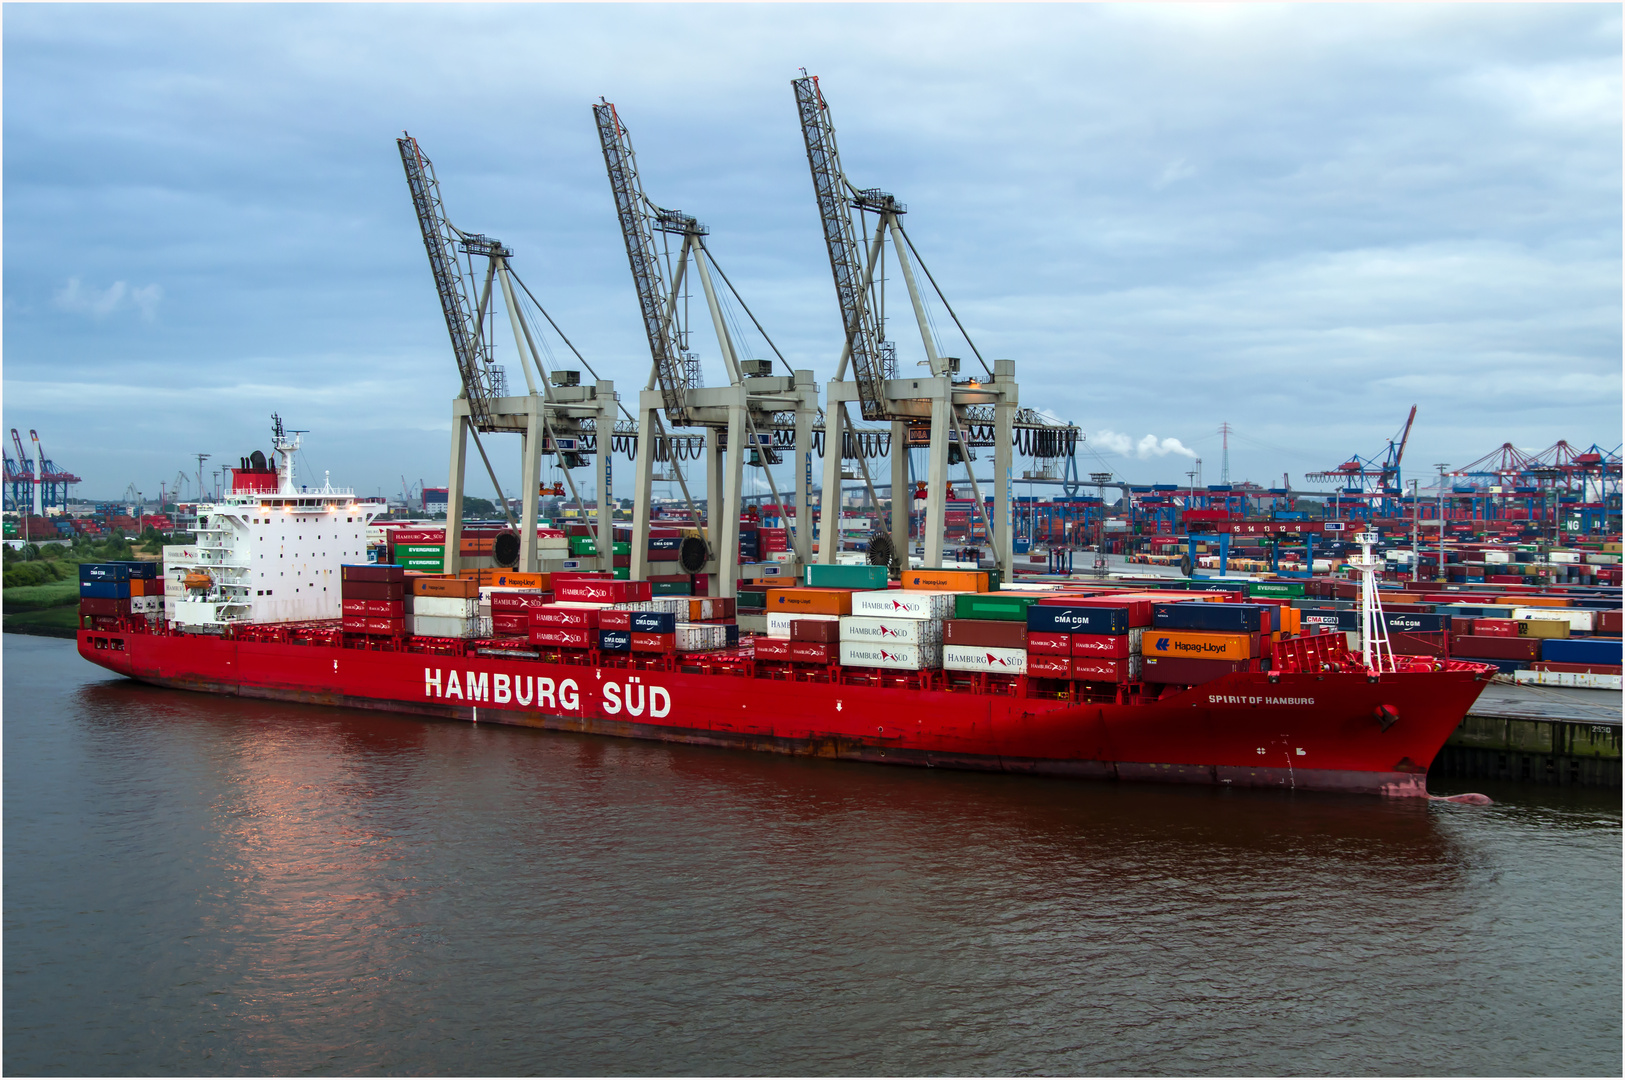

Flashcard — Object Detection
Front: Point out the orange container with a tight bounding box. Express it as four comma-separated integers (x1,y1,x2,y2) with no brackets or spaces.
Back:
128,578,147,597
1140,630,1256,661
457,569,495,585
459,539,494,556
413,576,478,598
492,571,548,590
766,587,853,615
1499,595,1570,607
903,569,987,592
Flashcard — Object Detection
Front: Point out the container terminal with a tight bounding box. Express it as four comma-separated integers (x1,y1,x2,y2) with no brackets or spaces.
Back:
35,72,1620,791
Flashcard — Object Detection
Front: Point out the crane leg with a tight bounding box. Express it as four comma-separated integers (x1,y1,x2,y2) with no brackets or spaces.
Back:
630,390,661,584
519,402,544,573
596,381,616,576
890,419,910,567
719,396,746,599
443,404,469,575
792,372,816,569
924,379,951,569
817,383,851,564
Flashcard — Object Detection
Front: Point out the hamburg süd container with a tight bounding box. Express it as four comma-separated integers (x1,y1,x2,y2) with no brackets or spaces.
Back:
838,641,942,670
943,644,1026,674
840,616,943,645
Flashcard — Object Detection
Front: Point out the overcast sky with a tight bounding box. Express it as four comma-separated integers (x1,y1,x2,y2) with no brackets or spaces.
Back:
4,3,1620,503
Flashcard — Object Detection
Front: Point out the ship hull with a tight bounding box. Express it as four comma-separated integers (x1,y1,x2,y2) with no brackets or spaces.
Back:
78,628,1492,797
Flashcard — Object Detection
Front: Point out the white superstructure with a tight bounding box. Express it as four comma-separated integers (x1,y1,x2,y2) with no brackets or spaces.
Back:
168,420,384,629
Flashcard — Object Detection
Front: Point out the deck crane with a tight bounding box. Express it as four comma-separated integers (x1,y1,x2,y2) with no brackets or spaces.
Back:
398,133,619,574
792,72,1076,574
594,100,818,597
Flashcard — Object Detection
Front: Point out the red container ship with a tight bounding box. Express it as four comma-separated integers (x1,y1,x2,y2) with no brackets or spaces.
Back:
75,430,1495,798
78,617,1493,797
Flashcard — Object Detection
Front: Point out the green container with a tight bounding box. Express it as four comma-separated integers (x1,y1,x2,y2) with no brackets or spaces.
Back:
1248,581,1305,598
803,563,888,590
738,588,768,611
612,541,632,556
398,561,444,571
569,536,598,556
396,544,446,556
953,593,1034,621
612,566,629,580
650,580,694,596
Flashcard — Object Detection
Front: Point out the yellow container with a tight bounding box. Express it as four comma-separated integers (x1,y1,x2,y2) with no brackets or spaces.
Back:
904,569,987,592
1141,630,1256,661
1516,618,1570,639
766,587,853,616
1498,595,1569,607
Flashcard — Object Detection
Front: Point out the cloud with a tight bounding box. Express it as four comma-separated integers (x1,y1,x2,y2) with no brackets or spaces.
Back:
53,277,163,321
1091,430,1200,461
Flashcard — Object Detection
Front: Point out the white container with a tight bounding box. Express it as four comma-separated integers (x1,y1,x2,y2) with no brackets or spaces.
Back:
675,623,730,652
839,615,943,645
414,595,479,619
850,589,957,619
611,597,688,615
943,644,1027,674
767,611,839,639
1482,551,1511,564
129,595,161,614
1549,550,1581,564
838,641,941,671
1515,669,1622,691
1583,552,1620,565
1514,608,1595,632
412,614,490,639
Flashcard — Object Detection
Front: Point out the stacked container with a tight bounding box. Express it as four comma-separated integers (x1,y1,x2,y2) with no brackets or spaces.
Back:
837,589,945,671
1140,602,1270,683
79,562,139,625
341,564,409,637
1026,600,1147,683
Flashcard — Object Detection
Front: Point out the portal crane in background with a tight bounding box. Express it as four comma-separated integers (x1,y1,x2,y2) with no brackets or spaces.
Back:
5,429,33,514
30,429,81,512
792,72,1076,575
1306,405,1416,517
399,132,619,574
594,100,818,596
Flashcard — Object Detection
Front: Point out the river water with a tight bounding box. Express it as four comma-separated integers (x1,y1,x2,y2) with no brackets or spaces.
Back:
5,634,1620,1076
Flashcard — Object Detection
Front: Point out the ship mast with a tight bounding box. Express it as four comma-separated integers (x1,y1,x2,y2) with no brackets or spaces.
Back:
1349,529,1394,673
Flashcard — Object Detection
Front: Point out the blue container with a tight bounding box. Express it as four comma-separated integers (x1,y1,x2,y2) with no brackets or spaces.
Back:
79,563,128,583
1541,638,1623,665
79,579,131,599
1300,612,1341,629
598,630,632,652
725,624,740,647
649,536,683,552
120,560,158,579
1028,605,1129,635
630,611,676,634
1153,603,1263,634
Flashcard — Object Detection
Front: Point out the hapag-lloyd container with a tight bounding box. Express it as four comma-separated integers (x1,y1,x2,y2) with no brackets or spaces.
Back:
839,615,943,645
1142,630,1258,661
838,641,942,670
943,644,1027,674
851,590,957,619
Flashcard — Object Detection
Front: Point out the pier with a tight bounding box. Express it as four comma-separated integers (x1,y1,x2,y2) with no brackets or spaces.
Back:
1429,683,1621,787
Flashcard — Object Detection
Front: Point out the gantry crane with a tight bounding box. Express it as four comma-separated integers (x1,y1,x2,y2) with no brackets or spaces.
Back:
792,72,1076,575
399,132,619,574
1307,405,1416,516
5,429,34,514
30,430,80,512
594,100,818,597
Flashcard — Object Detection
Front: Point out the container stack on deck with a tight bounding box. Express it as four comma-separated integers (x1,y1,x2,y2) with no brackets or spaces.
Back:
77,561,160,629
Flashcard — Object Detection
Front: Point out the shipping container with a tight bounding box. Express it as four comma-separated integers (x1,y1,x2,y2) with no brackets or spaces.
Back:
943,645,1026,674
1152,602,1264,634
767,587,854,616
839,615,943,645
837,641,942,671
904,569,987,592
528,605,602,629
529,625,593,649
953,593,1034,622
413,596,480,619
789,641,835,665
1028,605,1130,635
1541,638,1623,665
941,619,1027,649
791,618,841,644
1141,630,1257,661
1141,656,1253,684
412,614,486,639
412,576,478,598
804,564,888,590
851,590,957,619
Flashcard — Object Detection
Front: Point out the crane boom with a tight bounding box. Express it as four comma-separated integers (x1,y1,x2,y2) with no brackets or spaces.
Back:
1391,404,1417,480
397,133,505,430
592,101,700,425
791,73,892,422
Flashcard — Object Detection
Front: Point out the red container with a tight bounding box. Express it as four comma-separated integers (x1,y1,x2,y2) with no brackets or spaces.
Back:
489,591,550,613
942,619,1027,648
491,613,529,636
1027,631,1073,656
342,564,405,583
342,581,405,601
1597,610,1623,635
1141,656,1251,684
791,619,841,644
341,615,369,632
754,637,793,661
1050,596,1155,627
1026,653,1073,679
365,600,404,618
341,598,369,616
630,631,675,654
1072,657,1133,682
1071,633,1131,659
555,579,652,605
789,641,835,664
1450,635,1541,661
79,597,131,616
528,626,592,649
365,617,404,635
598,610,633,632
1472,618,1520,638
1390,631,1447,658
529,605,601,629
